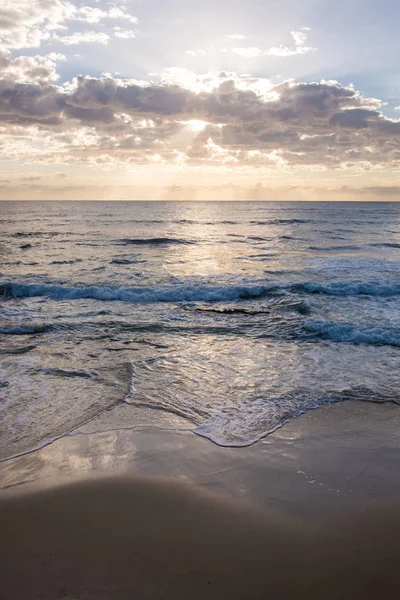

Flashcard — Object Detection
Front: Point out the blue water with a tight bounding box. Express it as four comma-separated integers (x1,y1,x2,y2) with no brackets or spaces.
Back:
1,201,400,459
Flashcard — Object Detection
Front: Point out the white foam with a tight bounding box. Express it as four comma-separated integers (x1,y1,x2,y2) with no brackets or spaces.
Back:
2,278,400,305
304,320,400,347
194,394,342,447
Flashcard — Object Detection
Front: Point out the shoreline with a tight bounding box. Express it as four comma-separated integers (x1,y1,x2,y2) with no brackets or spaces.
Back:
2,400,400,516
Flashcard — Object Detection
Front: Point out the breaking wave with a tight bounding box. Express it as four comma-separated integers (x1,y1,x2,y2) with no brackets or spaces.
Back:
304,320,400,347
2,279,400,304
0,281,277,303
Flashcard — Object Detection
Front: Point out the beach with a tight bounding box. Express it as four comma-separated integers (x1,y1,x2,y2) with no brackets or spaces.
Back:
1,401,400,599
1,201,400,597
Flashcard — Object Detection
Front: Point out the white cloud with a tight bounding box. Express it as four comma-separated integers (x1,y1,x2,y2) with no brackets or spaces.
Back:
113,27,136,39
107,7,137,23
265,45,315,56
0,1,138,51
68,5,138,25
0,0,76,50
291,30,308,46
230,30,316,58
76,7,107,24
55,30,110,45
1,53,65,83
264,29,316,57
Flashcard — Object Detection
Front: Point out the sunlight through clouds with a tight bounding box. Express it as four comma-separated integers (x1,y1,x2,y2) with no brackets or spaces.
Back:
0,0,399,199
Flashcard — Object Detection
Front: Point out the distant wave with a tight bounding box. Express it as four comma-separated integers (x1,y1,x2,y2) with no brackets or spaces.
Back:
2,279,400,304
308,245,361,252
0,345,36,354
0,324,52,335
11,231,61,238
304,320,400,347
39,367,97,379
111,257,147,265
292,281,400,296
370,243,400,249
251,219,311,225
117,237,195,246
50,259,82,265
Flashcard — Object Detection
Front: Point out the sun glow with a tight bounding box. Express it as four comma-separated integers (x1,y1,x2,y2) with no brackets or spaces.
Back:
187,120,208,132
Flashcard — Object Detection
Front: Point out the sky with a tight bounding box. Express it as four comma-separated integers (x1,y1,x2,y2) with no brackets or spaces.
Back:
0,0,399,200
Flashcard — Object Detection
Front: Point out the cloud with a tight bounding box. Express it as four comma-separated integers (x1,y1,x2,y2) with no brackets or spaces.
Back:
76,6,138,25
0,0,76,50
0,1,138,51
1,53,65,83
0,67,399,173
264,29,316,57
54,30,110,45
113,27,137,39
290,30,308,46
231,29,316,58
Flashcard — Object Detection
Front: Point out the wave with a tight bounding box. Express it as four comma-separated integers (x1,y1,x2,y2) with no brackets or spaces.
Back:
371,243,400,249
2,279,400,304
117,237,194,246
12,231,61,238
50,259,82,265
194,393,342,447
0,345,36,354
39,367,97,379
192,297,310,316
0,324,52,335
304,320,400,347
251,219,311,226
195,386,400,447
308,245,361,252
0,282,277,304
111,257,147,265
292,281,400,296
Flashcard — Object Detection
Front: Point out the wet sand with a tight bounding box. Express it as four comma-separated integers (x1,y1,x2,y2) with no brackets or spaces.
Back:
1,475,400,599
1,401,400,598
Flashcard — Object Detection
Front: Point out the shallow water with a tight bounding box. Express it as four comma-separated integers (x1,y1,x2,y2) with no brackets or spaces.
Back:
1,201,400,459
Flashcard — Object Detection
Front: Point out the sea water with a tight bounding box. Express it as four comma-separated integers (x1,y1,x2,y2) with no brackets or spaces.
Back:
1,201,399,459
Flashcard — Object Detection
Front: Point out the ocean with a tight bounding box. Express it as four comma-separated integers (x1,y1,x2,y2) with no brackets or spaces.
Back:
1,201,399,461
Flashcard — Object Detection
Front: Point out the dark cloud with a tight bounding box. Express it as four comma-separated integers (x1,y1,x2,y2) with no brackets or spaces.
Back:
363,186,400,196
330,108,380,129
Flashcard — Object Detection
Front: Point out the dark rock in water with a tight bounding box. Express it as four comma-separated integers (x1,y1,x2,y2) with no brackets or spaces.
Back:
20,243,32,250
